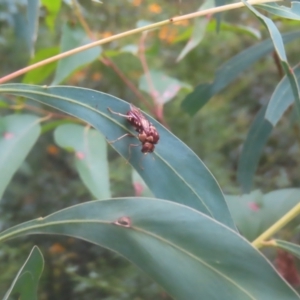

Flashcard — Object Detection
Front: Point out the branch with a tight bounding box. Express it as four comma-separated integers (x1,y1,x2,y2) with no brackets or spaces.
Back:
0,0,281,84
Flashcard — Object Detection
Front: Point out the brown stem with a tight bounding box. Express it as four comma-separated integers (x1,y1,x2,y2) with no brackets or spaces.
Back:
100,55,154,112
73,0,154,114
138,32,168,126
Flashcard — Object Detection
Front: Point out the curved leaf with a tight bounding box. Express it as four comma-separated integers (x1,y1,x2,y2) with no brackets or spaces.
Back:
265,66,300,126
27,0,39,57
237,106,273,193
226,189,300,241
54,123,110,199
258,2,300,21
0,114,41,200
0,84,235,230
242,0,300,122
3,246,44,300
182,30,300,115
272,240,300,259
0,199,298,299
52,23,102,84
176,0,214,62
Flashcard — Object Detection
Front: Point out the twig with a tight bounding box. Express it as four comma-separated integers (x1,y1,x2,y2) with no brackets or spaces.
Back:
252,202,300,249
72,0,154,113
0,0,281,84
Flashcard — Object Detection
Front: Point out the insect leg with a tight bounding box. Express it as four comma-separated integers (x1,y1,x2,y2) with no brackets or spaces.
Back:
107,107,129,118
107,133,133,144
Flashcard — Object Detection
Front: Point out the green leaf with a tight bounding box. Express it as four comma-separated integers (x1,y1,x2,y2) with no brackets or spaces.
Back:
0,84,236,230
0,199,298,299
41,119,76,134
0,114,41,200
54,123,110,199
242,0,300,124
176,0,214,62
272,240,300,259
258,2,300,21
41,0,62,31
13,0,39,56
139,70,191,104
27,0,40,57
3,246,44,300
52,24,102,84
226,189,300,241
22,47,59,84
132,169,153,197
182,30,300,115
237,106,272,193
265,66,300,126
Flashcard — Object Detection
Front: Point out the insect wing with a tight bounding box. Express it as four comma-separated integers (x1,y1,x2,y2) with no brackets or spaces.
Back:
139,117,152,135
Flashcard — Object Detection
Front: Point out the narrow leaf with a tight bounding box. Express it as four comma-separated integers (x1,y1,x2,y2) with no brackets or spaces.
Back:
3,246,44,300
242,0,300,124
0,84,236,230
265,66,300,126
54,123,110,199
182,30,300,115
258,2,300,21
52,23,101,84
0,199,298,299
27,0,40,56
0,114,41,200
272,240,300,259
176,0,214,62
237,106,272,193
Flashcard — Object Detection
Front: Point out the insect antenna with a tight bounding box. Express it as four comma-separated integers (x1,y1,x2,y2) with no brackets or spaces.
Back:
107,133,134,144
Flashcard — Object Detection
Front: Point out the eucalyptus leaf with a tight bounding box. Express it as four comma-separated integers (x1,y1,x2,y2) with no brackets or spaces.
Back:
242,0,300,123
0,199,298,299
27,0,39,56
272,240,300,259
0,114,41,200
258,2,300,21
182,30,300,115
176,0,214,62
0,84,236,230
3,246,44,300
54,123,110,199
265,66,300,126
237,106,272,193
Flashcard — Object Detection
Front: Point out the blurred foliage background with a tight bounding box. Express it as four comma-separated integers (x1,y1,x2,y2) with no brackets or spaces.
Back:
0,0,299,298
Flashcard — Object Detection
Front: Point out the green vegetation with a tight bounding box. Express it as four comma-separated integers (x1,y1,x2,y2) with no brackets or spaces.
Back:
0,0,300,299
